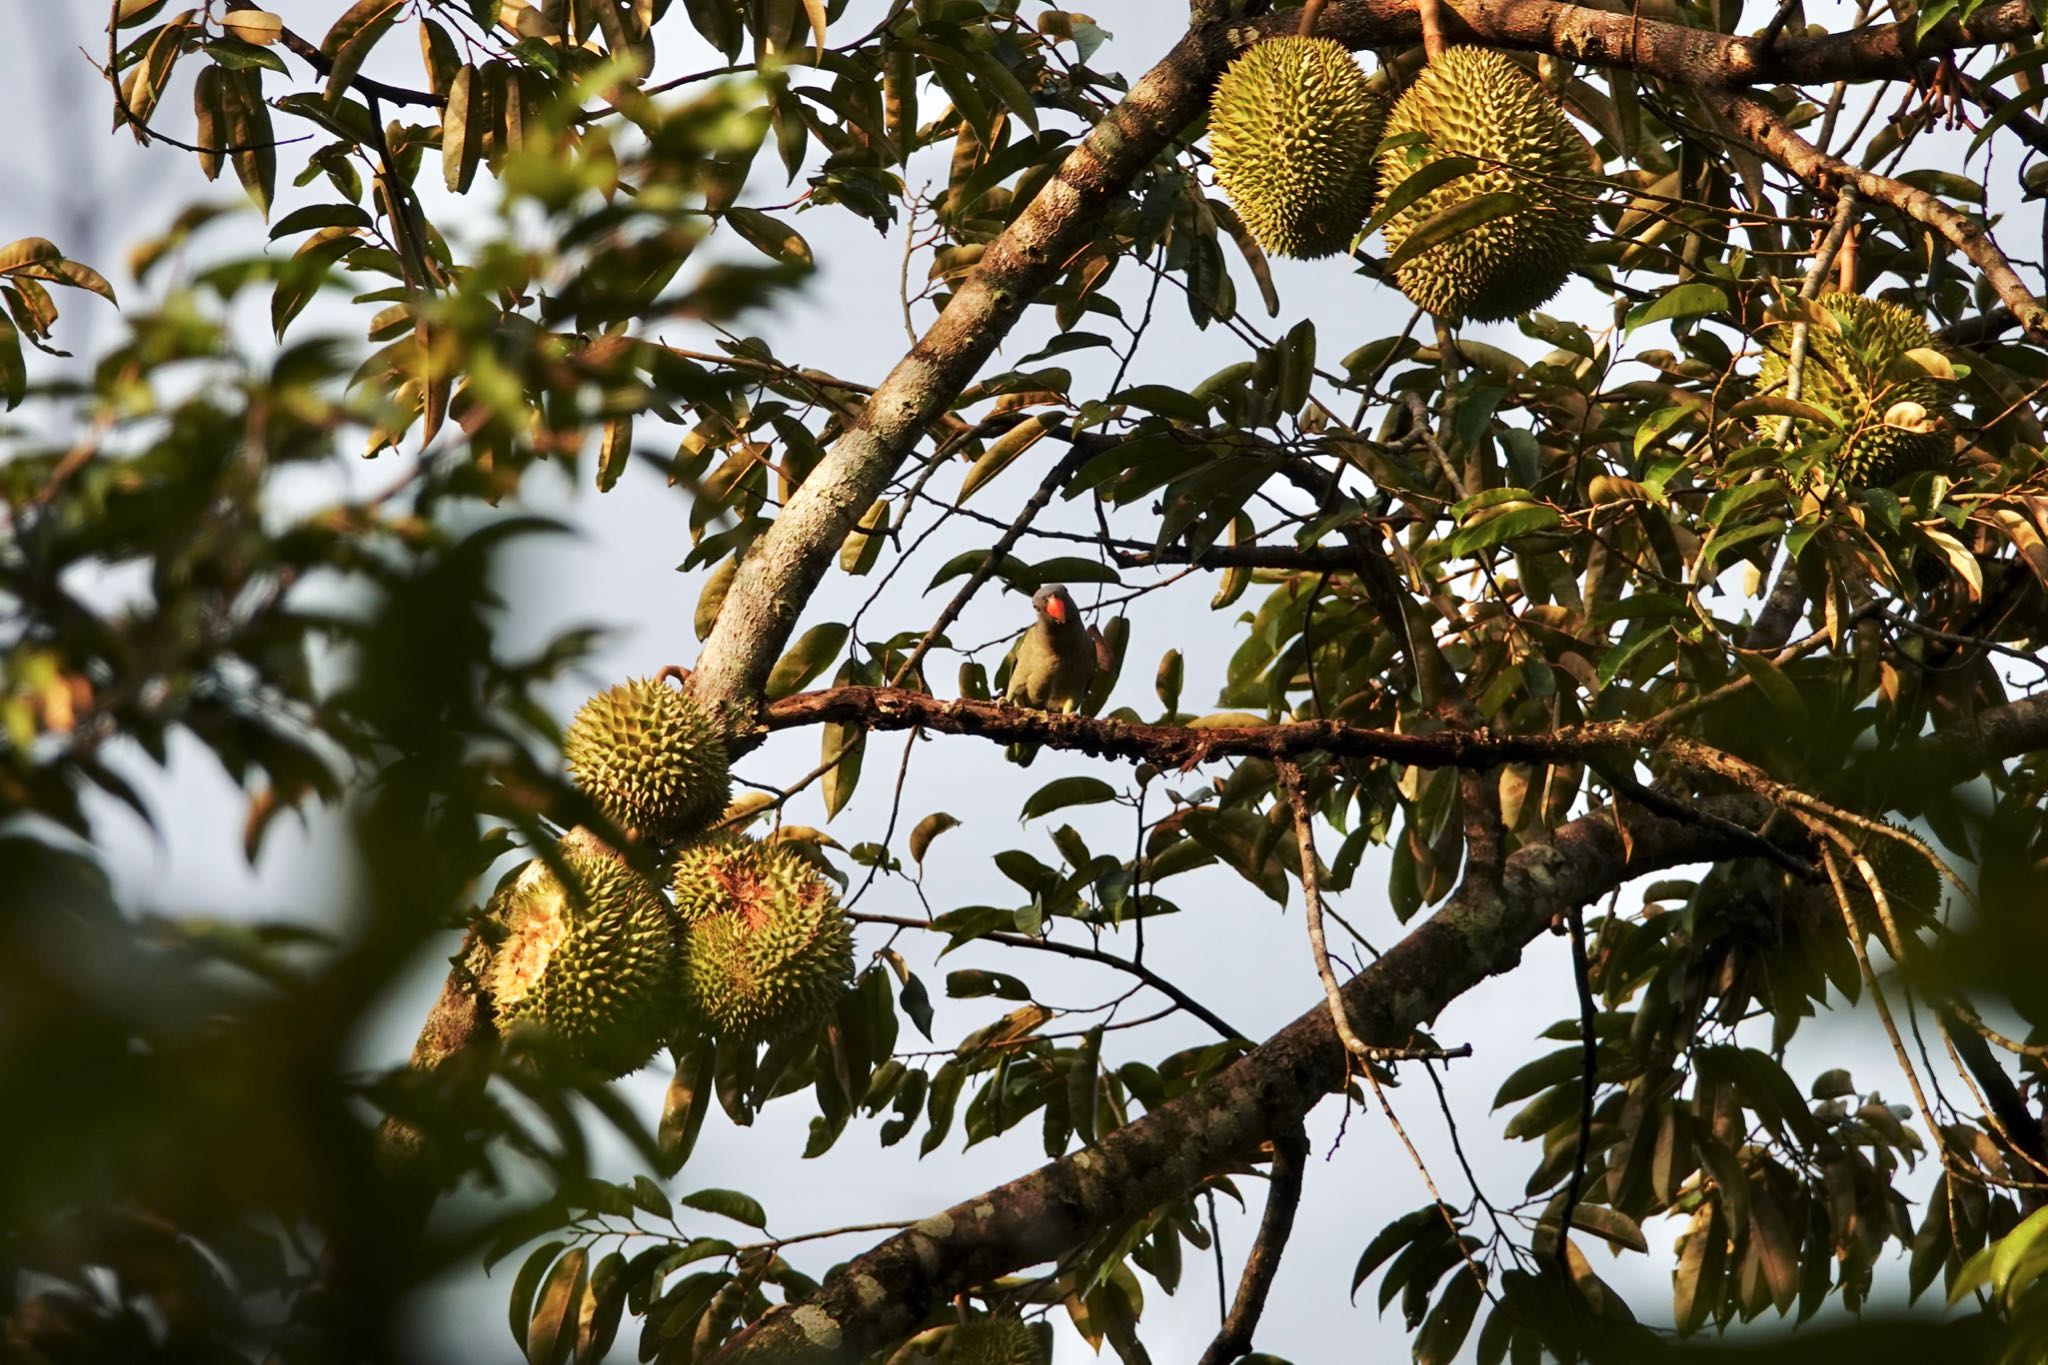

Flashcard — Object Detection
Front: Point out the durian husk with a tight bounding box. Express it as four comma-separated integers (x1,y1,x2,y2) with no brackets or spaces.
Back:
564,677,732,848
670,836,855,1044
950,1317,1048,1365
1209,35,1386,259
1756,293,1956,486
491,828,679,1076
1375,47,1595,322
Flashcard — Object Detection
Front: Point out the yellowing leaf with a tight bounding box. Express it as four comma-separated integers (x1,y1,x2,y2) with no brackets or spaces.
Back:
220,9,282,43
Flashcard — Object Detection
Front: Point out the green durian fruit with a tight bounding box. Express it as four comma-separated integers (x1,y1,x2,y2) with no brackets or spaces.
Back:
670,836,855,1043
490,828,678,1076
1757,293,1957,486
950,1317,1048,1365
1840,822,1945,928
565,677,731,847
1375,47,1595,322
1209,35,1386,259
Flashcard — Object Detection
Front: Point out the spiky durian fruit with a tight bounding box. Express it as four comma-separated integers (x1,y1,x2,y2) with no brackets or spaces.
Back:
1375,47,1595,322
490,828,678,1076
670,836,855,1043
1839,822,1945,927
1208,36,1386,259
950,1317,1048,1365
565,677,731,847
1757,293,1957,486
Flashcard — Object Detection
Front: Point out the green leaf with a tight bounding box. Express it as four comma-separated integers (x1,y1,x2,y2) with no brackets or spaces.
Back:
909,813,959,867
679,1187,767,1229
444,63,483,193
1626,282,1730,333
1020,776,1118,821
765,622,849,699
1569,1204,1648,1253
725,207,814,267
1366,156,1480,232
1447,504,1561,558
946,969,1030,1000
1110,384,1208,422
1384,193,1526,274
1351,1206,1444,1302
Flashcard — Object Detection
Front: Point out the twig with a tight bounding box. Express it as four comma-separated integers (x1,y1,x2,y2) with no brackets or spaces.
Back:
890,439,1097,687
847,911,1245,1042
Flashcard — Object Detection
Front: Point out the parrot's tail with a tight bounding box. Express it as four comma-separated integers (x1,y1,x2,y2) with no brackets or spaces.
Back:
1005,741,1040,768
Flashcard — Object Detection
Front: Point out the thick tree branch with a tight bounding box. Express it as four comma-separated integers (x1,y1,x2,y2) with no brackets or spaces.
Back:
762,685,1647,770
707,691,2048,1362
709,796,1777,1362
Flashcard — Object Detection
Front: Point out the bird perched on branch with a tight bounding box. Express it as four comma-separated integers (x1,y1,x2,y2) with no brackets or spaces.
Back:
1002,584,1102,766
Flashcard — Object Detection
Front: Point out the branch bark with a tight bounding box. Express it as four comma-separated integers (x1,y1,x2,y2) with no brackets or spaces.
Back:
1195,1125,1309,1365
762,684,1648,769
710,677,2048,1360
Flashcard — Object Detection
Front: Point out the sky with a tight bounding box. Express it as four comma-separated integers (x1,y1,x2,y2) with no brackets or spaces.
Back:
0,2,2003,1361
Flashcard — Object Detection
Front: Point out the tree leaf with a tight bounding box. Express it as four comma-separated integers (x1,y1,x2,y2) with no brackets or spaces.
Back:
1385,193,1525,273
910,813,959,867
444,64,483,193
1020,776,1117,822
679,1187,767,1229
320,0,407,105
508,1240,567,1354
526,1245,587,1365
764,622,849,699
1626,282,1730,333
220,9,282,43
725,207,813,267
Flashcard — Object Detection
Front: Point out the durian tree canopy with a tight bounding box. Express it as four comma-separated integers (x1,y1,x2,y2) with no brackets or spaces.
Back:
17,1,2048,1364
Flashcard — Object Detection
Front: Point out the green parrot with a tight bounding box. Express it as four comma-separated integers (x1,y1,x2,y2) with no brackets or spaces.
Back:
1002,584,1099,766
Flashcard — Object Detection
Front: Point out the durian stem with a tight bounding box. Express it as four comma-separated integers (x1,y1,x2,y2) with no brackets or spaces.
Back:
1295,0,1327,37
1416,0,1447,60
1772,185,1859,446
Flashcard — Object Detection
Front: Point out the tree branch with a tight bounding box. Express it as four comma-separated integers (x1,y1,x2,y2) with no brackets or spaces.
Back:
1708,88,2048,338
1194,1125,1308,1365
706,690,2048,1361
761,685,1647,770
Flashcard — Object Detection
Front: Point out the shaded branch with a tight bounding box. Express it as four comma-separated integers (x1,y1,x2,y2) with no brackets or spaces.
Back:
1194,1125,1308,1365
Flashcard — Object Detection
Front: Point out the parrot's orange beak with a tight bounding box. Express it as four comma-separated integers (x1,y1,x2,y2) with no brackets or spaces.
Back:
1044,595,1067,624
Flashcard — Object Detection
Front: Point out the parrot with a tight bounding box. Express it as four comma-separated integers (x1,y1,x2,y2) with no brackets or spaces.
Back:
1002,584,1100,766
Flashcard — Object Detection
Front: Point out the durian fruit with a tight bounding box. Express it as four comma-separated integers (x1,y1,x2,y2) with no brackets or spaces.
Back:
565,676,731,847
490,828,679,1076
670,836,855,1043
1208,36,1386,259
950,1317,1048,1365
1756,293,1956,486
1839,822,1945,928
1374,47,1595,322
